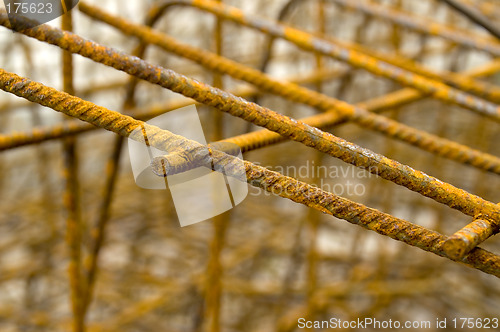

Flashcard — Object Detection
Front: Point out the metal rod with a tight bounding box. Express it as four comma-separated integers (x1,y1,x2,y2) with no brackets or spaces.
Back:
144,0,500,122
0,15,499,223
330,0,500,55
443,203,500,260
61,10,85,332
0,67,499,278
439,0,500,40
0,85,266,150
77,2,500,175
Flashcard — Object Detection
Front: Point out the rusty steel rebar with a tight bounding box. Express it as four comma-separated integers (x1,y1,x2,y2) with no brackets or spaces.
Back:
146,0,500,122
0,78,326,150
443,203,500,260
0,80,128,115
1,67,500,278
443,218,499,260
1,12,499,225
205,4,226,330
61,11,85,332
330,0,500,56
237,0,500,102
78,2,500,176
439,0,500,40
0,1,499,329
145,0,500,103
2,56,500,155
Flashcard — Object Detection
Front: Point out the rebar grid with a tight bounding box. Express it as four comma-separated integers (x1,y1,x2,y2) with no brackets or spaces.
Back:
2,10,499,221
76,2,500,176
0,0,499,331
144,0,500,121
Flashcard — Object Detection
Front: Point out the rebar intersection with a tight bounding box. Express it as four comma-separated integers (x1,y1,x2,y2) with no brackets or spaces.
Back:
0,0,499,331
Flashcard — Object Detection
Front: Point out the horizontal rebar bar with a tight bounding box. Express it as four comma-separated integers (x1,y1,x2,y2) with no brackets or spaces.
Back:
0,68,352,151
78,2,500,175
157,0,500,122
0,120,94,150
330,0,500,56
0,67,499,278
0,68,349,150
1,12,499,224
0,80,126,114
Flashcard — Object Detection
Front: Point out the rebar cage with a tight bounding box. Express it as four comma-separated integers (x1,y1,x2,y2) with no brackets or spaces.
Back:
0,0,499,331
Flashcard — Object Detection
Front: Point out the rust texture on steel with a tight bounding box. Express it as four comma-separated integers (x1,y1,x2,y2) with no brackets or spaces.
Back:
330,0,500,55
443,203,500,260
439,0,500,40
1,68,499,278
143,0,500,122
0,0,499,330
78,2,500,176
1,10,499,226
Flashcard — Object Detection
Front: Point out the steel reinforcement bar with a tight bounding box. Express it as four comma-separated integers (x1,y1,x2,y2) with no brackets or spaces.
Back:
78,2,500,175
0,86,255,151
144,0,500,103
146,0,500,122
3,57,500,154
1,11,499,224
330,0,500,56
0,70,351,151
0,67,499,278
0,69,349,150
440,0,500,40
443,203,500,260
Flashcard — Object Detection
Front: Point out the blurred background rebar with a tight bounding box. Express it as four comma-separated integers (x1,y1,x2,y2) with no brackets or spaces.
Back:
0,0,499,331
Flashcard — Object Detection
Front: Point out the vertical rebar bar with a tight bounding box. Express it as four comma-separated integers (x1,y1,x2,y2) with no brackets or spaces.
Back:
61,10,85,332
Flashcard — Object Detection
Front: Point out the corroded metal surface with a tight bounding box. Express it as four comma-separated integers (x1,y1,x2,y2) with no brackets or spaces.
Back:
0,1,498,331
1,68,499,279
1,11,498,222
78,2,500,175
149,0,500,121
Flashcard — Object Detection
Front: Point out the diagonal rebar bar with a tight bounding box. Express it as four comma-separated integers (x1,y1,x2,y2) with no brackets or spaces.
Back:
330,0,500,55
439,0,500,40
1,11,499,225
78,2,500,176
147,0,500,122
0,67,499,278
